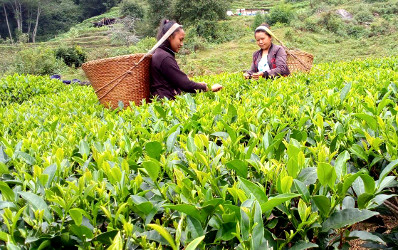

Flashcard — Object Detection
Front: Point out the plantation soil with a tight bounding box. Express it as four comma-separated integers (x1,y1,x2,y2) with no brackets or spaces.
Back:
350,214,398,249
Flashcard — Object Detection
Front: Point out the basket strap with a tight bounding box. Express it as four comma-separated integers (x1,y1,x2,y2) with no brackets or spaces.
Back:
95,23,182,100
258,26,311,71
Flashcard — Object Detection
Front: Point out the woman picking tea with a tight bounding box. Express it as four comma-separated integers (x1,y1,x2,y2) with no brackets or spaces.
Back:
244,24,290,80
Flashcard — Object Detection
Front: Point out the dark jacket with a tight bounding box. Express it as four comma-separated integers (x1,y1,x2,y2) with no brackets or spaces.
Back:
247,43,290,78
150,44,206,100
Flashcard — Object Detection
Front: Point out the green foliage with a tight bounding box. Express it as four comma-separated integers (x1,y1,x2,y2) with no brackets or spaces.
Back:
128,36,156,54
180,27,207,53
355,9,374,23
55,46,87,68
36,0,83,41
11,46,66,75
146,0,172,34
0,74,65,107
252,12,265,31
173,0,229,25
1,57,398,248
191,18,249,44
319,11,346,35
119,0,144,19
79,0,119,17
370,18,393,36
266,4,295,25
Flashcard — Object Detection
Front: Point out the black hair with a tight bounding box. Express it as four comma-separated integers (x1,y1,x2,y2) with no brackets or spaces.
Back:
255,23,271,38
156,19,183,41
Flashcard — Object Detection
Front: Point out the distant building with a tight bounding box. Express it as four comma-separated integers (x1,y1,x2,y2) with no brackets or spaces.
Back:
233,8,269,16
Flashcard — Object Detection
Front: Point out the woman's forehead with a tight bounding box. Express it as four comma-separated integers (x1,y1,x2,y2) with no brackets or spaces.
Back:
255,31,270,38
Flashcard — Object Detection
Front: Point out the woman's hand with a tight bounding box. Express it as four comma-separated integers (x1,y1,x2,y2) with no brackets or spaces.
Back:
243,72,251,79
251,72,263,80
211,84,223,92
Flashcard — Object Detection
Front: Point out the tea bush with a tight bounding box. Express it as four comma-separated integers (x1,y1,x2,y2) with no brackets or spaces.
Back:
266,4,295,25
119,0,144,19
0,74,65,107
55,46,88,68
11,46,66,75
0,57,398,249
355,9,374,23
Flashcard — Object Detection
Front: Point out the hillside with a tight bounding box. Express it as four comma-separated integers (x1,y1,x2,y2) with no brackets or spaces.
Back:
0,0,397,79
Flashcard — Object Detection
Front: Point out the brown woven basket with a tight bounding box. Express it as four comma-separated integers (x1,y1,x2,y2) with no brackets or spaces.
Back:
286,49,314,73
82,53,151,109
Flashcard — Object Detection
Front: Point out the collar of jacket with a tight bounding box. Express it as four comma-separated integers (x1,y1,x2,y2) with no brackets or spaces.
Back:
256,43,274,58
159,42,175,57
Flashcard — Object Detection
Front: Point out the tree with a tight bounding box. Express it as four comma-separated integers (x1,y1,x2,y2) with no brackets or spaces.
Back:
172,0,230,25
79,0,119,17
1,0,13,43
146,0,172,31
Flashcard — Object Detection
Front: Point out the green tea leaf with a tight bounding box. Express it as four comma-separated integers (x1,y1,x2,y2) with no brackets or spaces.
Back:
69,208,83,226
279,176,293,194
261,193,301,212
145,141,163,160
164,204,206,223
19,191,52,222
147,224,177,250
340,82,352,102
357,193,374,209
378,159,398,184
238,177,267,204
349,231,385,244
142,159,161,181
79,140,90,158
154,105,167,119
353,113,377,131
252,200,264,249
226,160,248,178
334,151,350,179
0,181,14,201
293,179,310,203
108,231,123,250
92,230,118,245
166,127,180,153
0,146,9,164
317,162,337,188
186,216,204,239
322,209,378,232
185,236,205,250
360,174,375,194
16,151,36,165
313,195,330,217
291,241,319,250
349,144,368,162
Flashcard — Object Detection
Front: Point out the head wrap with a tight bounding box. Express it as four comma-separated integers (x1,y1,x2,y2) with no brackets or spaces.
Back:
255,25,273,37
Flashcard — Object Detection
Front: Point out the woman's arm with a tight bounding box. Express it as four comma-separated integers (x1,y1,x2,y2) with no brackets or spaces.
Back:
266,47,289,77
160,57,207,93
246,51,260,76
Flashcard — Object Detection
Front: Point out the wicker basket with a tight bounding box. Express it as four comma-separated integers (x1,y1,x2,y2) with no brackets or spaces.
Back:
286,49,314,73
82,53,151,109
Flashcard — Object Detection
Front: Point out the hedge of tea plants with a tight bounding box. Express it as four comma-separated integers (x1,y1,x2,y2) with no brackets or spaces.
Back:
0,57,398,249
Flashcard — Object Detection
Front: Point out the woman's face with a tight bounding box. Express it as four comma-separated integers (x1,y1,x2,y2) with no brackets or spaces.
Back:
255,31,272,51
168,29,185,53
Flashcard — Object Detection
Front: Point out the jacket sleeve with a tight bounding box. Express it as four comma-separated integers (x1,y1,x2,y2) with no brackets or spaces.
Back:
246,51,258,75
266,47,289,77
160,57,206,93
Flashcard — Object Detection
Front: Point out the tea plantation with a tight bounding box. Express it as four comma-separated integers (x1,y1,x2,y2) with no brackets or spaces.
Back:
1,57,398,249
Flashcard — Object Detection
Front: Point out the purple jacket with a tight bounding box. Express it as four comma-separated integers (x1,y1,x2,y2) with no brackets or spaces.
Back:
247,43,290,77
150,45,206,100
